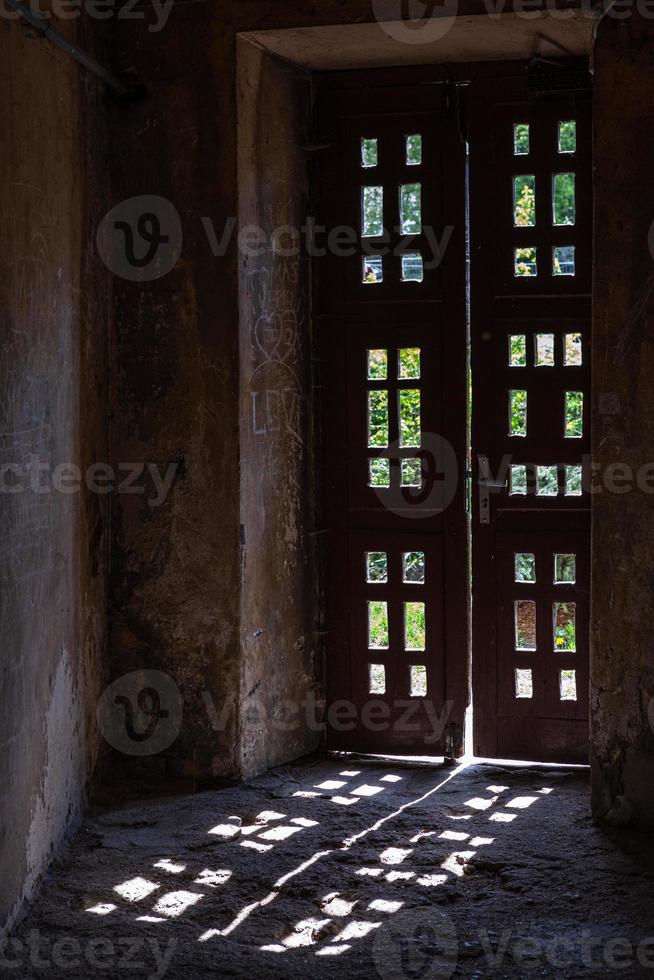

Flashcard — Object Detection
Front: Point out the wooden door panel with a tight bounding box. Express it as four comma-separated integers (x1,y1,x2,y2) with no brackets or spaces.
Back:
317,73,468,756
470,64,592,763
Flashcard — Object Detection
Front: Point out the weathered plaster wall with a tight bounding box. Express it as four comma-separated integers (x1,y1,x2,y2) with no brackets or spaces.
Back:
237,42,322,776
591,16,654,826
0,18,109,935
108,7,242,780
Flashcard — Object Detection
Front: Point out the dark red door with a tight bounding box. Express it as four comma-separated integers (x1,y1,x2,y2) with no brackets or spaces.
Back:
315,64,592,764
316,73,469,755
469,68,592,762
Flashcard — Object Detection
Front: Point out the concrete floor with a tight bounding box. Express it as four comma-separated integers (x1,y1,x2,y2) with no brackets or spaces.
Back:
6,757,654,979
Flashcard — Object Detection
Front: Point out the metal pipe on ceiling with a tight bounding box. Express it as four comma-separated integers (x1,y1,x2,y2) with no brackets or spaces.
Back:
6,0,132,98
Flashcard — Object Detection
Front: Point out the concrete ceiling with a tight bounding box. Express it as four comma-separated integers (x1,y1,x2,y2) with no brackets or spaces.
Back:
239,12,594,70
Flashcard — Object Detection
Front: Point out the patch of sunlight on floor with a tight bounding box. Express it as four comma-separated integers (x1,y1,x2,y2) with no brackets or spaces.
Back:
316,944,351,956
154,860,186,873
470,836,494,847
416,874,448,887
193,869,231,887
385,870,415,882
356,867,383,878
85,903,116,915
352,784,384,797
487,784,510,793
152,891,204,918
315,780,347,790
441,850,476,877
439,830,469,841
331,796,359,806
259,825,304,841
506,796,539,809
113,877,160,902
489,812,517,823
380,774,403,783
321,893,357,916
368,899,403,913
256,810,285,822
380,847,413,865
465,796,498,810
283,917,331,948
208,818,242,839
331,920,381,942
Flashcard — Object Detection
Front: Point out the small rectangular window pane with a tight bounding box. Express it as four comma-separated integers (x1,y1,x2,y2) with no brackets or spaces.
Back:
555,554,576,584
535,334,555,367
410,665,427,697
565,392,584,439
361,138,378,168
401,458,422,487
515,553,536,583
405,602,426,651
509,335,527,367
514,175,535,227
511,465,528,495
398,348,421,379
560,669,577,701
368,390,389,448
362,186,383,237
368,601,389,649
509,390,527,437
553,602,576,652
564,333,583,366
367,349,388,380
367,552,388,583
537,466,559,496
515,247,537,277
558,121,577,154
399,389,421,447
553,173,576,226
565,465,583,497
515,668,533,699
553,246,575,277
369,664,385,695
401,253,424,283
515,600,536,651
514,123,530,156
406,134,422,166
403,551,425,584
369,458,390,488
363,256,383,284
400,183,422,235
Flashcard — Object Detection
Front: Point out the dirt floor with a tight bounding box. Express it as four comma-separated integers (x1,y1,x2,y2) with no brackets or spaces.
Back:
5,756,654,979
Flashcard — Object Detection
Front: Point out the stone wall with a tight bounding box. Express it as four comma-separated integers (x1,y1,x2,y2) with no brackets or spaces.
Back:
0,15,109,935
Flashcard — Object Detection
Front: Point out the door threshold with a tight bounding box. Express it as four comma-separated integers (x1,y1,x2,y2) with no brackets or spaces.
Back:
329,750,589,771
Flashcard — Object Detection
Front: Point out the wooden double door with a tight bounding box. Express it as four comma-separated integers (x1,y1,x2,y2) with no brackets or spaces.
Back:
316,63,591,763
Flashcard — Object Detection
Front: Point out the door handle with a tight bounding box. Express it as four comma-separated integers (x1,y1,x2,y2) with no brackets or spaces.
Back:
478,455,506,524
